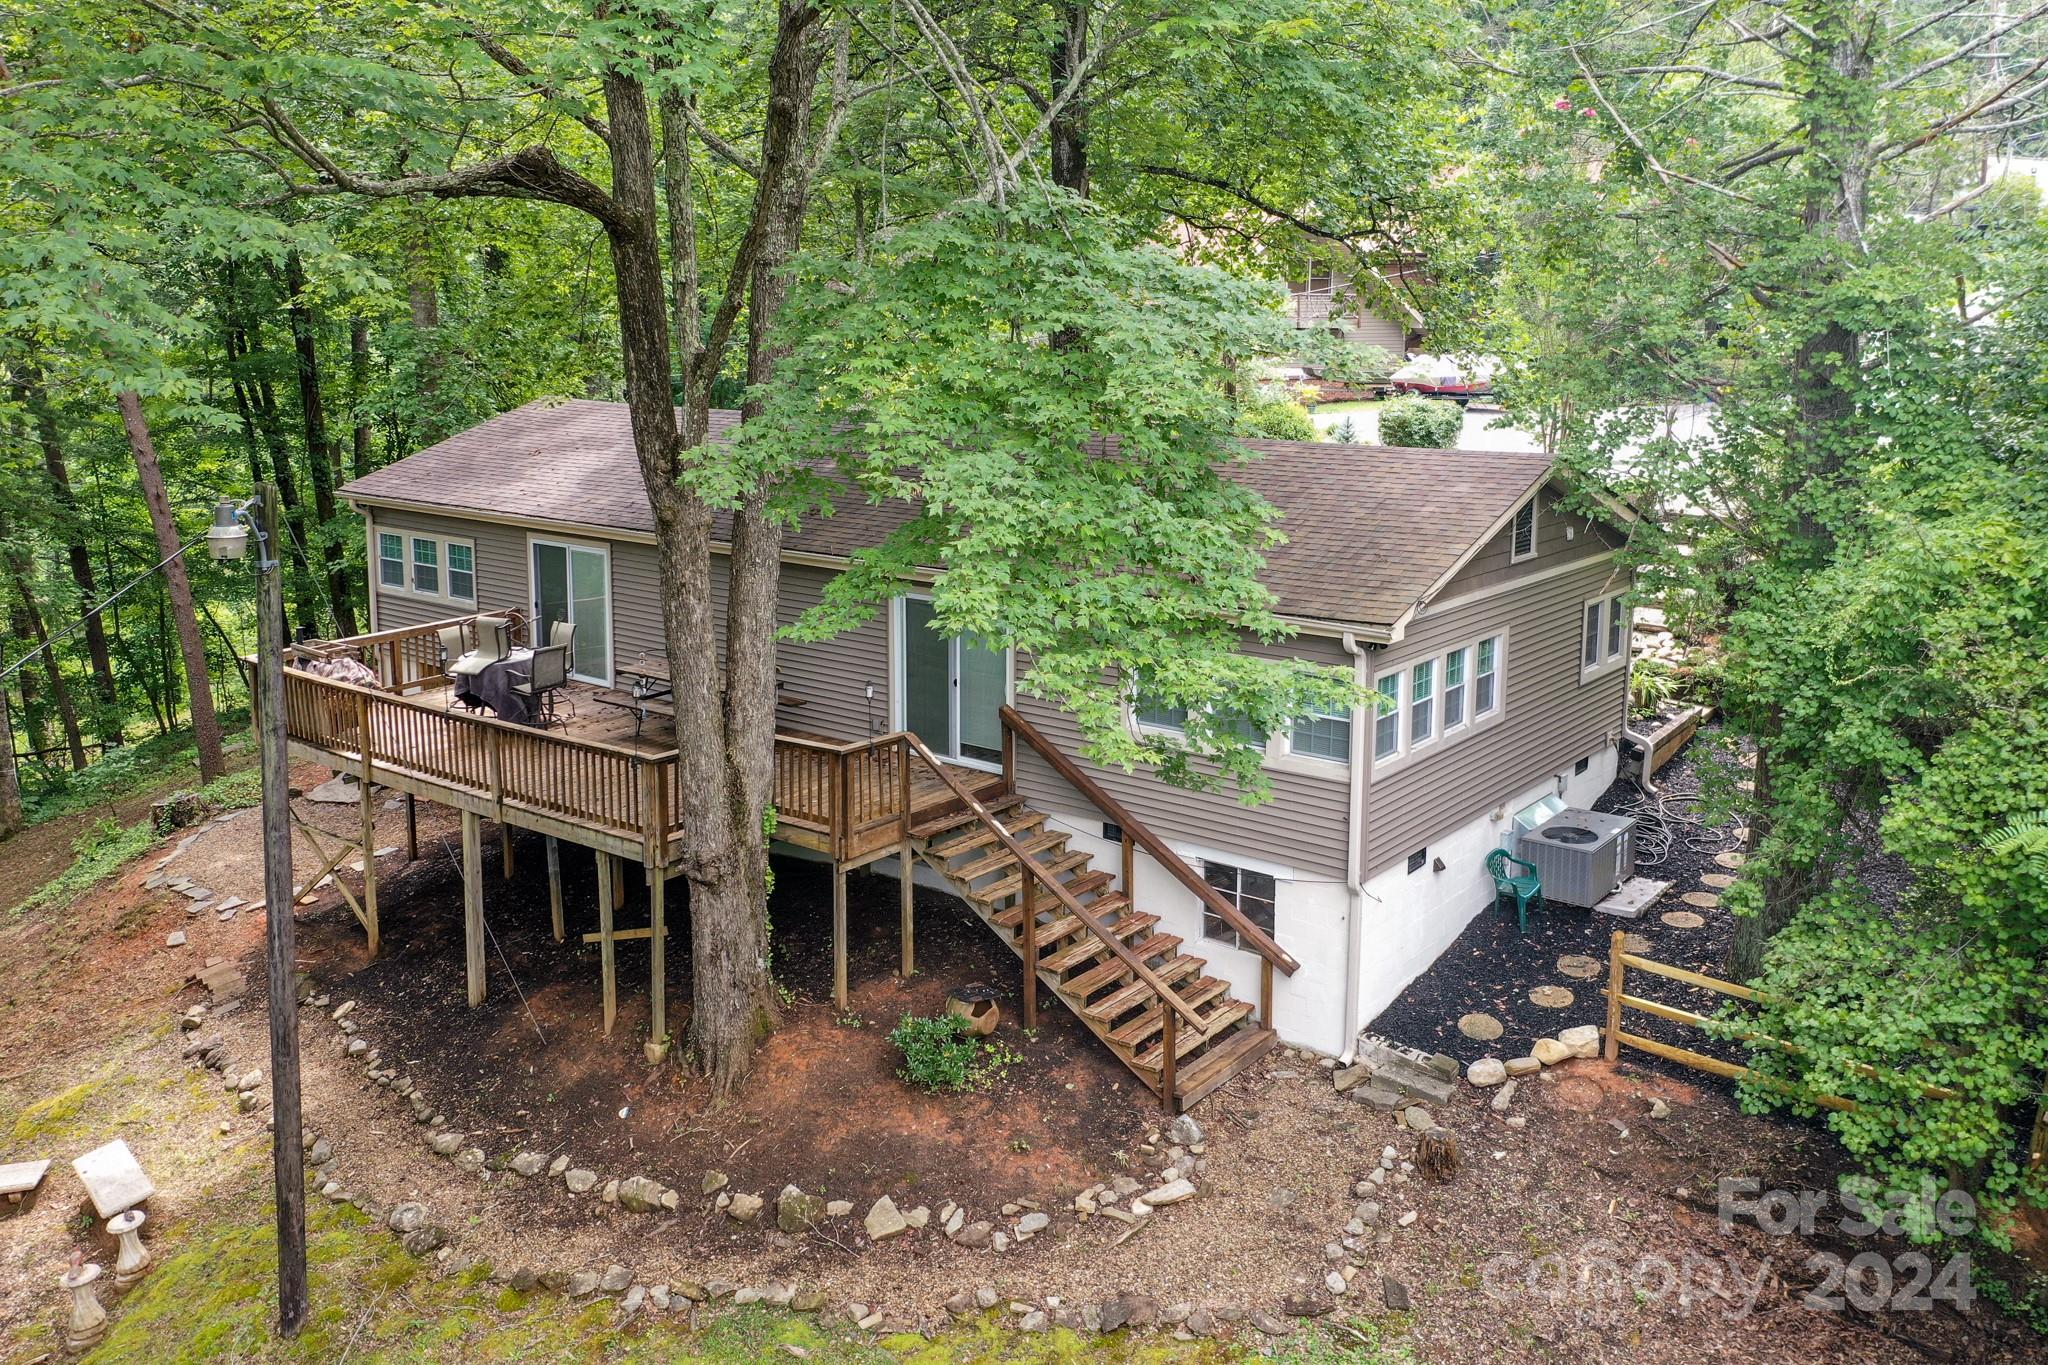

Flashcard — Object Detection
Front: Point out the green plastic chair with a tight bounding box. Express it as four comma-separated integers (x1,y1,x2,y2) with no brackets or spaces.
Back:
1486,848,1545,933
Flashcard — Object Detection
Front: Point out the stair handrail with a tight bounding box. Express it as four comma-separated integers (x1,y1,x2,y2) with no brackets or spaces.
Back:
900,731,1206,1030
998,704,1301,977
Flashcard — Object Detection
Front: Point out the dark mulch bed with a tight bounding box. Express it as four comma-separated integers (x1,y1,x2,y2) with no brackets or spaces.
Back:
289,825,1151,1244
1370,727,1767,1076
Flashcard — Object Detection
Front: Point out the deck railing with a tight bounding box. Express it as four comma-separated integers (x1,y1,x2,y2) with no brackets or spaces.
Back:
271,613,918,864
292,610,531,692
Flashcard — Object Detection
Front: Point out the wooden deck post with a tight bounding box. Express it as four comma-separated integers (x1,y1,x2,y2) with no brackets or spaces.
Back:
832,864,849,1011
598,852,617,1035
1161,1007,1178,1111
355,691,378,956
899,737,915,977
1604,929,1626,1062
500,825,514,880
899,848,915,977
648,866,667,1058
1020,872,1038,1030
545,836,564,942
404,793,418,862
1120,831,1135,895
461,809,485,1005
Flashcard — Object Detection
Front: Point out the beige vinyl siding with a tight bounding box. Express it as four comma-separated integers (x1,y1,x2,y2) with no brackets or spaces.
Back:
1437,480,1626,600
1010,635,1355,879
1344,311,1408,356
775,565,891,742
1362,555,1629,874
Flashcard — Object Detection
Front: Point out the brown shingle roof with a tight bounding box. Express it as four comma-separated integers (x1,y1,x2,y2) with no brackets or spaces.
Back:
340,397,1554,629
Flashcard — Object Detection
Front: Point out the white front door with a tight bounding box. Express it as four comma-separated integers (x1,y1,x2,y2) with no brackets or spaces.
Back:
898,596,1007,769
531,539,612,685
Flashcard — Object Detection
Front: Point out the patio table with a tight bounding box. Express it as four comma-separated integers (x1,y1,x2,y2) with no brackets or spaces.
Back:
455,648,537,725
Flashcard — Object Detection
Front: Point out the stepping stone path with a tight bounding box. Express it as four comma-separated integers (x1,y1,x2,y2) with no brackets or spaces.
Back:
1555,954,1602,980
1714,850,1747,869
1622,933,1653,953
1457,1012,1503,1041
1700,873,1736,889
1661,911,1706,929
1680,891,1721,909
1529,986,1574,1008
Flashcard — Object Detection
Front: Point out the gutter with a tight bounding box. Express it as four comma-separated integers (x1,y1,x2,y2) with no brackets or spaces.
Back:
1337,630,1370,1064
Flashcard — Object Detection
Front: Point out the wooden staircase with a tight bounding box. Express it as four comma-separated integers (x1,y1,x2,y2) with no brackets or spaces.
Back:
906,775,1280,1112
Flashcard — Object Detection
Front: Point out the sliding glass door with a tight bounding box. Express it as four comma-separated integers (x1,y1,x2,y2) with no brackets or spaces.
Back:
900,596,1008,768
531,539,611,685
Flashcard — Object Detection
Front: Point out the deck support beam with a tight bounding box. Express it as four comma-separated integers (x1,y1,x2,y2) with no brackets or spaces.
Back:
404,792,418,862
898,845,915,977
545,836,564,942
647,867,667,1060
461,809,485,1005
598,852,617,1035
357,770,379,957
500,825,514,880
832,864,849,1011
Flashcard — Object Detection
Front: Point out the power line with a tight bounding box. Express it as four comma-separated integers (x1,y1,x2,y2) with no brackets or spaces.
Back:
0,529,209,685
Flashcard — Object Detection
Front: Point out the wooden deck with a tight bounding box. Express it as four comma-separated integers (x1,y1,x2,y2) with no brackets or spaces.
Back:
275,612,1001,870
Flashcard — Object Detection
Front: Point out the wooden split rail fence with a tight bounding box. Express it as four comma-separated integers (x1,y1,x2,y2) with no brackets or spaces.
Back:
1602,930,1962,1114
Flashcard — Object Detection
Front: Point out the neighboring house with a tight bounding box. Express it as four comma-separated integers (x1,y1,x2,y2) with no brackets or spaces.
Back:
1285,266,1423,362
335,398,1635,1073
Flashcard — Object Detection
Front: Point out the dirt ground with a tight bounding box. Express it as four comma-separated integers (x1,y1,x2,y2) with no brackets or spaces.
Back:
2,760,2043,1362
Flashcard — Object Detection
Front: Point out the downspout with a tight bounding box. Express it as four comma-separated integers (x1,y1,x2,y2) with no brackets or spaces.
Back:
1617,603,1658,794
1337,630,1370,1064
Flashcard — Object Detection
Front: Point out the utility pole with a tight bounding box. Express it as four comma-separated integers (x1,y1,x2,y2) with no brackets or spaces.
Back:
252,484,309,1333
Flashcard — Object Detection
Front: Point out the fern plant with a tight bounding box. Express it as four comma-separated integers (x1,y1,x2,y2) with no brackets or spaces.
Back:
1988,812,2048,878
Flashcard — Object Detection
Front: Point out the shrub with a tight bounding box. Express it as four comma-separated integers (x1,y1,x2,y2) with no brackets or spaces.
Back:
1377,396,1463,448
889,1013,979,1092
1237,393,1318,442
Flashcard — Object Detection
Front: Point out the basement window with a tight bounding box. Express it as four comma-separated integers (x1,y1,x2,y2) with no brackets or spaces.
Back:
1406,848,1428,874
1201,860,1277,951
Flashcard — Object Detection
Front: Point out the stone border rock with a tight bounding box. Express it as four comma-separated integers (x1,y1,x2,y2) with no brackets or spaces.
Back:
166,998,1389,1344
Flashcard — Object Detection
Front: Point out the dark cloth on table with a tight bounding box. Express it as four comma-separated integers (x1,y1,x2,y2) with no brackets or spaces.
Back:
455,653,536,724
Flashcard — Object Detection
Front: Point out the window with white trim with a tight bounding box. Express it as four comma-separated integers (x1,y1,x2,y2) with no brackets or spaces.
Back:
1289,702,1351,763
387,532,477,605
447,542,476,603
1373,673,1401,761
411,536,440,595
1373,633,1507,767
1509,498,1537,562
1133,692,1187,734
378,532,404,588
1442,646,1468,732
1202,859,1277,950
1582,596,1624,678
1409,658,1435,745
1474,636,1500,716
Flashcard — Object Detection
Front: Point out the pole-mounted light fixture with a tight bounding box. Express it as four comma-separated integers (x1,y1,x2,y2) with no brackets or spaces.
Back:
206,499,249,561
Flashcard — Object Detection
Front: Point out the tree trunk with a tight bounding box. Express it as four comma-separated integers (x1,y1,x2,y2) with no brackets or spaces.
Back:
117,391,226,781
349,315,372,480
1049,0,1090,199
223,293,322,634
18,365,119,730
282,250,358,635
0,669,23,838
3,553,86,771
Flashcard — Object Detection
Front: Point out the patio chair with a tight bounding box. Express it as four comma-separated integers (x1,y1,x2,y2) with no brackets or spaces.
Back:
1486,848,1545,933
512,644,573,728
446,619,506,712
550,619,576,672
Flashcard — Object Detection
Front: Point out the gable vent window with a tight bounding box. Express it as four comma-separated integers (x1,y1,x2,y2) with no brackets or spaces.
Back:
1509,499,1537,563
1406,848,1428,874
1202,860,1277,950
